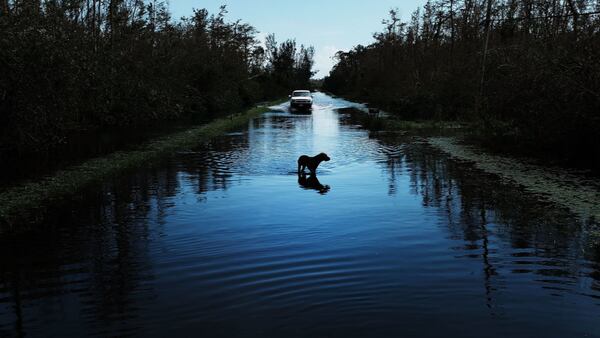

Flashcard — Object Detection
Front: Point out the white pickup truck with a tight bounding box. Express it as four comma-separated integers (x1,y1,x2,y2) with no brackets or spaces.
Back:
289,90,313,110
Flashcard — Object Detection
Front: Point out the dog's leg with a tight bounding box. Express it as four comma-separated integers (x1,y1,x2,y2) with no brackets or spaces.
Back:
310,160,320,175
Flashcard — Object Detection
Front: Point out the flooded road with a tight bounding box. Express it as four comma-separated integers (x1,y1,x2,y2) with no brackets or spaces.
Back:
1,93,599,337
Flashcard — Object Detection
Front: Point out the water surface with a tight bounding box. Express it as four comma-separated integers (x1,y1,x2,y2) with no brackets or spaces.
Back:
1,93,599,337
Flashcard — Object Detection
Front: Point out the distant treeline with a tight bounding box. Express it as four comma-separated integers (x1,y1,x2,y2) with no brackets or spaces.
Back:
324,0,600,167
0,1,314,154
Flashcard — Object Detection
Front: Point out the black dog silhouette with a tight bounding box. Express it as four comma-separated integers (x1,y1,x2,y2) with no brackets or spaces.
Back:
298,173,330,194
298,153,330,174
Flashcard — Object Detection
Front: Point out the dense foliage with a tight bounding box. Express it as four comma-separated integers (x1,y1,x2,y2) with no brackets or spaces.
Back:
0,1,314,154
324,0,600,167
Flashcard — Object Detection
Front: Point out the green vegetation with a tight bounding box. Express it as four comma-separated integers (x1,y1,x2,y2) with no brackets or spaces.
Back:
362,115,465,132
340,107,466,132
323,0,600,169
0,2,314,155
0,101,282,228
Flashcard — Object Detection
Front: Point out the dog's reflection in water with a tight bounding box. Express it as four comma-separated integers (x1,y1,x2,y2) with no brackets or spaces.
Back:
298,173,330,195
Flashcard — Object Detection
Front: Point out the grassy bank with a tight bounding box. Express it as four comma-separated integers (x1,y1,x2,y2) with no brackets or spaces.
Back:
339,106,466,133
0,101,282,229
347,102,599,171
429,137,600,223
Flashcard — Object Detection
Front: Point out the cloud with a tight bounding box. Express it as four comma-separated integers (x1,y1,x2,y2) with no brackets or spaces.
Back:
313,45,346,79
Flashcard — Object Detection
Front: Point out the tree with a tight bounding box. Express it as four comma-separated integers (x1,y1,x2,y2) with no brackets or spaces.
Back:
324,0,600,167
0,2,315,154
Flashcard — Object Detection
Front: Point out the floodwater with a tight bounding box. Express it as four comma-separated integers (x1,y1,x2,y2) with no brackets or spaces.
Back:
0,93,599,337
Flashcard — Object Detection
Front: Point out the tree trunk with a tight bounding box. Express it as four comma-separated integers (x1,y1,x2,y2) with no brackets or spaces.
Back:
450,0,455,61
476,0,494,119
0,0,9,17
566,0,579,36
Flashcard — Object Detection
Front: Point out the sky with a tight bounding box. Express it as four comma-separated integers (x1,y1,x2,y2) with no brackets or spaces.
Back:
169,0,428,78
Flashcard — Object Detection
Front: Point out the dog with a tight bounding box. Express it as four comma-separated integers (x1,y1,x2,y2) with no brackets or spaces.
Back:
297,153,330,174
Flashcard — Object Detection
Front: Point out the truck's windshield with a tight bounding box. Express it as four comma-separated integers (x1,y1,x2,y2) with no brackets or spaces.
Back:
292,91,311,97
